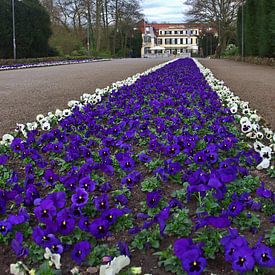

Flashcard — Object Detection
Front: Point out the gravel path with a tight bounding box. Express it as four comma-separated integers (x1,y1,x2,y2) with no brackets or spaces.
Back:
0,58,170,136
198,58,275,130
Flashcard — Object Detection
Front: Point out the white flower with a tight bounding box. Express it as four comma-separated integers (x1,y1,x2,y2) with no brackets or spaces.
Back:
230,104,238,114
68,100,80,108
41,122,51,131
55,109,63,118
36,114,45,123
44,247,61,269
257,158,270,170
10,262,29,275
254,141,265,152
99,255,130,275
15,123,25,133
241,120,252,133
70,267,80,274
1,133,14,145
246,132,257,139
63,109,71,117
26,122,38,131
256,132,264,140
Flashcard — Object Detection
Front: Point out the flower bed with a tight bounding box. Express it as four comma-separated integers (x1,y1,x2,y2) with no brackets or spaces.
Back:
0,58,109,71
0,58,274,275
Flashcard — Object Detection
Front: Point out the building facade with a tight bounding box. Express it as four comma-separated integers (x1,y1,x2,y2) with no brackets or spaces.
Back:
140,21,204,57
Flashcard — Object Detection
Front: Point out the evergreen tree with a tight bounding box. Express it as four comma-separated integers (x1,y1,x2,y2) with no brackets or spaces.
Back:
244,0,258,56
0,0,51,58
256,0,272,57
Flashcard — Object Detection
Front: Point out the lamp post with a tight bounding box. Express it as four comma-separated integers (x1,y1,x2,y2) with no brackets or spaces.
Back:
241,2,244,61
12,0,16,60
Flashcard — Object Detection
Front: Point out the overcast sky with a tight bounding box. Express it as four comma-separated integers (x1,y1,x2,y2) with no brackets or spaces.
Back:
141,0,189,23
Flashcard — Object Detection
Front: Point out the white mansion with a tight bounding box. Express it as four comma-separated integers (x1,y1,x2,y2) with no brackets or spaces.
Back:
140,21,207,57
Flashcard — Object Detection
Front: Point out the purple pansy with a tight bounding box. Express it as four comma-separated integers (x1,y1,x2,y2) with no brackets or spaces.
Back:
146,190,162,208
72,188,89,208
71,241,91,264
89,218,110,239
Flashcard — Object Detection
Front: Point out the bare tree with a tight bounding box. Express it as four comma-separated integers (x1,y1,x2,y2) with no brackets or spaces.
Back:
184,0,242,57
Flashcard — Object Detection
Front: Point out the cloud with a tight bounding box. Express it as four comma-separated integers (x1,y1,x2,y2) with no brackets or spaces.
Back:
141,0,189,23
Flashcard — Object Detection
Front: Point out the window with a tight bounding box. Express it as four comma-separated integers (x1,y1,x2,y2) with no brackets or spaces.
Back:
165,38,170,44
174,31,178,34
144,36,151,43
186,38,188,44
180,38,183,44
158,38,162,45
180,31,183,34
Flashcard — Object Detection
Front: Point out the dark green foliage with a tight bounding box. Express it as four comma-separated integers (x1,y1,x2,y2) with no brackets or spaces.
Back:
237,0,275,57
244,0,257,56
0,0,51,58
198,33,219,57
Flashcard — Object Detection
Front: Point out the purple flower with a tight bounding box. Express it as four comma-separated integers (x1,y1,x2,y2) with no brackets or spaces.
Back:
93,194,109,211
57,210,75,235
232,247,255,273
0,154,8,165
78,217,91,232
11,231,29,258
146,190,162,208
118,241,131,258
102,208,123,225
256,182,273,199
32,226,58,248
71,241,91,264
118,156,135,171
114,194,129,205
72,188,89,208
99,147,110,158
43,169,59,185
79,177,96,193
121,171,141,188
253,244,275,268
48,191,66,209
227,201,243,217
181,249,207,275
0,220,12,236
138,153,152,163
34,199,56,223
89,218,109,239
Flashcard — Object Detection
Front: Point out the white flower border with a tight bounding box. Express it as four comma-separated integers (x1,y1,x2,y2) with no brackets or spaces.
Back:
0,58,110,71
194,58,274,170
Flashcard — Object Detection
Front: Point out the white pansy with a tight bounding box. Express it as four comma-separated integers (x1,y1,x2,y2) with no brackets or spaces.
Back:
41,121,51,131
256,132,264,140
246,132,257,139
68,100,80,108
2,133,14,145
240,117,249,125
10,262,30,275
26,122,38,131
55,109,63,118
44,247,61,269
259,146,272,160
15,123,25,133
62,109,71,117
254,141,265,152
250,113,261,122
241,120,252,133
230,104,238,114
99,255,130,275
36,114,45,123
257,158,270,170
252,123,260,132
